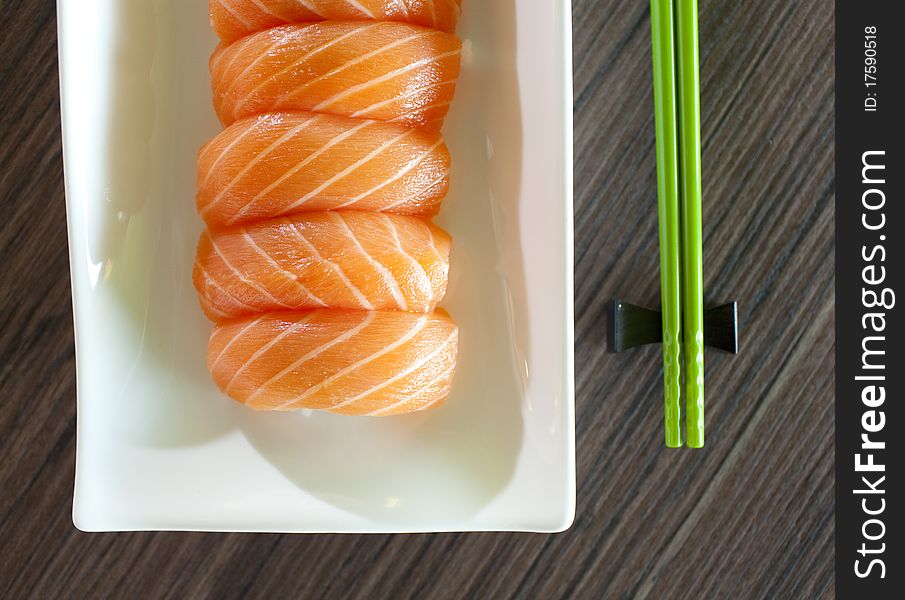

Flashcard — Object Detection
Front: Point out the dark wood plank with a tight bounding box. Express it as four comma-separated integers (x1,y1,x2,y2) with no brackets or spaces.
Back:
0,0,834,598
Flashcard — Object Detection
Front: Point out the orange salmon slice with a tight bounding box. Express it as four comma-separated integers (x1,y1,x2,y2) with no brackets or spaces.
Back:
209,0,463,43
208,309,459,415
210,21,462,128
194,211,451,320
197,112,450,227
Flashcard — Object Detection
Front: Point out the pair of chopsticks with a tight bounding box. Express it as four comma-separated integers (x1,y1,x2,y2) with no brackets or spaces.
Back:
650,0,704,448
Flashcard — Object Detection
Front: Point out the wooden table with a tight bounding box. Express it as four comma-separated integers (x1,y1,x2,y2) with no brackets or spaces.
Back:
0,1,834,597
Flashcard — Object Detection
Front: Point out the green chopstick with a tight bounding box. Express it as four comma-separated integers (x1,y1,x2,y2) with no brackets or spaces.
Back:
675,0,704,447
649,0,683,448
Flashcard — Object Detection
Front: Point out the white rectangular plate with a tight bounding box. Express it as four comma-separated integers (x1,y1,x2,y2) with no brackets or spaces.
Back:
59,0,574,533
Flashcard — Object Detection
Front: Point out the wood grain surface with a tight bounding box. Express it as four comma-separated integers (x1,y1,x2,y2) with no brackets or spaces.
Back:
0,1,834,598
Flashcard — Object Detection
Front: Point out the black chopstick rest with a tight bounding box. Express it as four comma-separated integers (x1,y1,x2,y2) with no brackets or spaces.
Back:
607,299,740,354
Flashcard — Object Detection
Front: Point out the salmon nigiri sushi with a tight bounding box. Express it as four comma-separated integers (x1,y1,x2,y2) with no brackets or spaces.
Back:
194,211,451,320
197,112,450,227
208,309,458,415
210,21,461,128
209,0,462,43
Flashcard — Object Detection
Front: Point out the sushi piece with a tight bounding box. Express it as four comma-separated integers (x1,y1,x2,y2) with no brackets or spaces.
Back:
207,308,459,415
194,211,451,319
197,112,450,227
209,0,462,43
210,21,461,128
